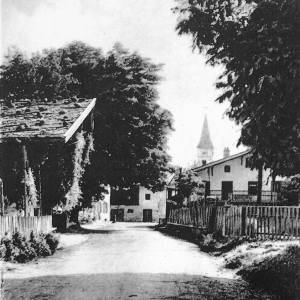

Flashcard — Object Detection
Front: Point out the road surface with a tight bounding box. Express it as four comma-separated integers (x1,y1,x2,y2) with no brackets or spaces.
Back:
2,222,273,299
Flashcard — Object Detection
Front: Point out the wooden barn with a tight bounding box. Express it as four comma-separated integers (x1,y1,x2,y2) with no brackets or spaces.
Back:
0,97,96,216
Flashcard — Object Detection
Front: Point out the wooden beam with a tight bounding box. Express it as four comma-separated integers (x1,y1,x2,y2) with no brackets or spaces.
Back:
64,98,96,143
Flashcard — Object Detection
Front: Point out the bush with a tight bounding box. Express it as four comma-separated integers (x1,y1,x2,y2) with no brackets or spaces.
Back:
44,233,59,254
1,231,59,263
238,245,300,300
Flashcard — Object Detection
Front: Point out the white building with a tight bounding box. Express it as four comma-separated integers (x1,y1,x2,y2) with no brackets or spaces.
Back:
110,186,166,222
192,149,282,203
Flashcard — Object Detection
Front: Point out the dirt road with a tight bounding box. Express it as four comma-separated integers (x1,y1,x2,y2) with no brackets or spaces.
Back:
2,222,274,299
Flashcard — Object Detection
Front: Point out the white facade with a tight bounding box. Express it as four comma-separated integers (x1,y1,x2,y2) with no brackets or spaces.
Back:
110,186,166,222
192,150,282,202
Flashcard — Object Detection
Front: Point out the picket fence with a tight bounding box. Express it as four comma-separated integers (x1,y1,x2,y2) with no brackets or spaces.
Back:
0,215,53,238
168,205,300,240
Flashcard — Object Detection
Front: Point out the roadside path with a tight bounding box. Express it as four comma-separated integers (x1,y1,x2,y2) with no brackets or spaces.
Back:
3,222,274,299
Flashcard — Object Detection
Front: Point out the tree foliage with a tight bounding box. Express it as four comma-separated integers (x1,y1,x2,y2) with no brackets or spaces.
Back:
174,0,300,177
174,169,204,206
91,44,173,192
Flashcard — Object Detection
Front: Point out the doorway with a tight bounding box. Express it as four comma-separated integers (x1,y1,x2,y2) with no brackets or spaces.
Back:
110,209,124,222
222,181,233,200
143,209,152,222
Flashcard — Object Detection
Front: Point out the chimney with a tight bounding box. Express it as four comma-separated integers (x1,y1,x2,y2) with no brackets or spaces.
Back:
223,147,230,158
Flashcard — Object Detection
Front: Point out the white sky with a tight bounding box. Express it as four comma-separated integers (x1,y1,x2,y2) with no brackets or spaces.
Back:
1,0,246,167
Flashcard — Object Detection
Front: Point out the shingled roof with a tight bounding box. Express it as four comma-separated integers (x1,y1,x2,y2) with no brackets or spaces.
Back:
197,115,214,149
0,97,96,142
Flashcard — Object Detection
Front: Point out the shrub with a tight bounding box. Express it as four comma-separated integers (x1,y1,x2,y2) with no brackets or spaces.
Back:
29,232,51,257
44,233,59,254
1,231,59,263
238,245,300,300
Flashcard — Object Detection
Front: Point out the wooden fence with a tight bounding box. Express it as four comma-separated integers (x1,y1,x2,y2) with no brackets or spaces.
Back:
168,205,300,240
0,215,52,239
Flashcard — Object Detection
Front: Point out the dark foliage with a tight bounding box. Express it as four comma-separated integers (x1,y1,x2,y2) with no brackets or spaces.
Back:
280,175,300,205
173,169,204,206
0,231,59,263
238,245,300,300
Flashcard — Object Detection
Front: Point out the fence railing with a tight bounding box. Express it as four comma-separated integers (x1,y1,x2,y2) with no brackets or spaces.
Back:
168,205,300,240
209,190,279,203
0,215,53,238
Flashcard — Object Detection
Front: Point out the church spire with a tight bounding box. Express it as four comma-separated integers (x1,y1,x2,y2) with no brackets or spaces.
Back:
197,115,214,149
196,115,214,166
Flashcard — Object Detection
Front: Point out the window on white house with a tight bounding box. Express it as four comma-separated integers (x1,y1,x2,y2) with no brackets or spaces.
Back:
245,157,251,168
127,209,134,213
224,165,231,172
272,181,282,192
145,194,151,200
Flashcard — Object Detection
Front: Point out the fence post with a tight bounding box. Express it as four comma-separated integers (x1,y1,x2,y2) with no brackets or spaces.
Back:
209,206,217,233
241,206,246,236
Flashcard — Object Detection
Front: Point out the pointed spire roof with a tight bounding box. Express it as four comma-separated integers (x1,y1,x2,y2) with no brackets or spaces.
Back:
197,115,214,149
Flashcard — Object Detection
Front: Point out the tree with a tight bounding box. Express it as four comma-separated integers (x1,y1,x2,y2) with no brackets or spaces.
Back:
85,44,174,198
0,47,34,100
58,41,105,98
173,169,204,206
174,0,300,179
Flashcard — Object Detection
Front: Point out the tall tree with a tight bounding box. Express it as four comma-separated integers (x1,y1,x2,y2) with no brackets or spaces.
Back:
84,44,174,198
174,0,300,178
0,47,34,100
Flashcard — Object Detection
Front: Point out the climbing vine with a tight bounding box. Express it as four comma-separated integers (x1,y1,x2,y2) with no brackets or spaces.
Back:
25,168,38,208
64,131,94,210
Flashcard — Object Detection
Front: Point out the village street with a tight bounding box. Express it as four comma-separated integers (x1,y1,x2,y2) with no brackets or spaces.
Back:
2,222,274,300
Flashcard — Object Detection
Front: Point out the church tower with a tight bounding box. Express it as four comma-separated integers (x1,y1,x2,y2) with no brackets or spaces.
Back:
197,115,214,166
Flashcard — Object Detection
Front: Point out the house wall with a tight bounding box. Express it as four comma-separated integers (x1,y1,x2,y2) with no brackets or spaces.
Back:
99,186,111,221
195,153,272,192
110,186,166,222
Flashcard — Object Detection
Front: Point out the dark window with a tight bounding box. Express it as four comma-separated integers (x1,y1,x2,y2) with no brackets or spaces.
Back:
127,209,134,213
145,193,151,200
167,188,173,200
211,167,213,176
248,181,258,195
202,160,207,165
203,181,210,196
224,165,231,172
245,157,251,168
272,181,282,192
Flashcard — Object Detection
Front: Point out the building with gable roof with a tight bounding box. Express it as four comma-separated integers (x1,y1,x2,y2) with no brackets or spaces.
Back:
0,97,110,218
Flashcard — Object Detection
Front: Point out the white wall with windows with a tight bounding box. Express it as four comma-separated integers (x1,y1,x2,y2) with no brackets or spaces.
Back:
110,186,166,222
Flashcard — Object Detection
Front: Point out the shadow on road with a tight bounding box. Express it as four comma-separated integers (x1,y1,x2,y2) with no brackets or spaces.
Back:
4,272,275,300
